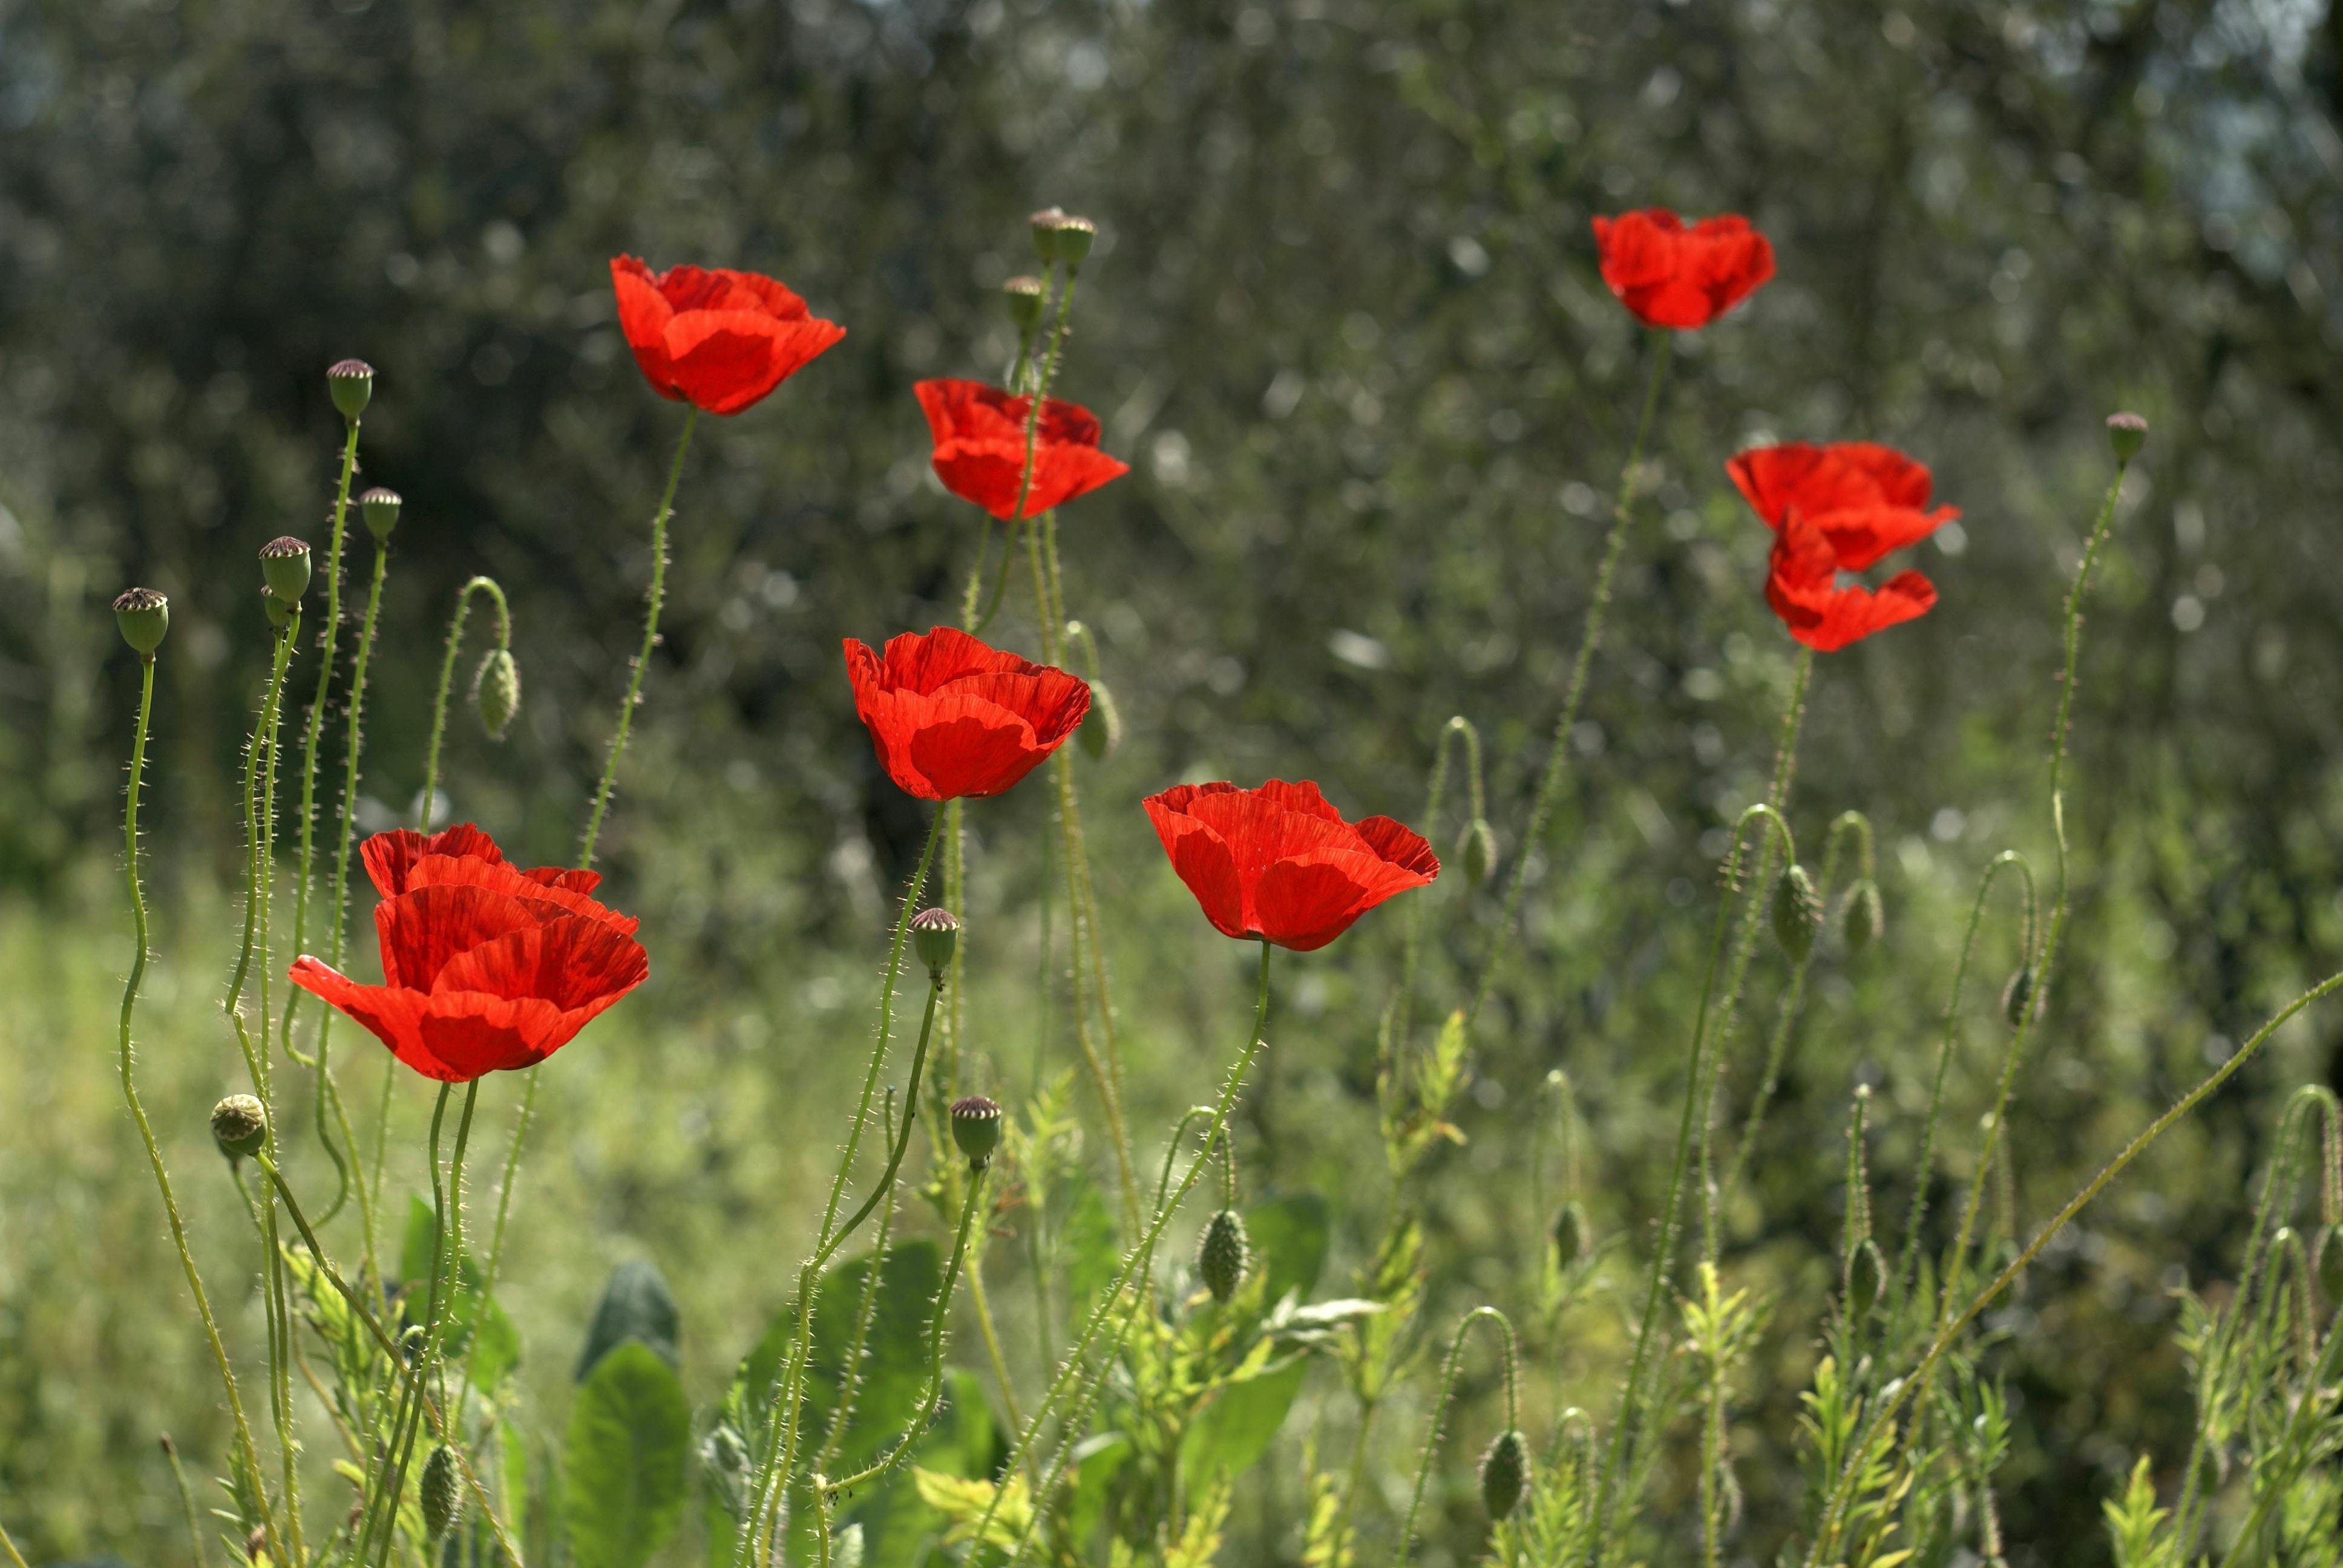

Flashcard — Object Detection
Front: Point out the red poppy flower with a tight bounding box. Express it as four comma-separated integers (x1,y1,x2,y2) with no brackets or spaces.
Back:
1726,442,1958,570
289,824,647,1083
1142,780,1439,952
845,627,1090,801
609,256,845,416
1764,514,1939,652
1591,210,1775,330
913,378,1129,520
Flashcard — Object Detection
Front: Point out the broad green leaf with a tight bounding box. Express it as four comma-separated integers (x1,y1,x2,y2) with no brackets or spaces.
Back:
577,1258,681,1380
564,1341,690,1568
852,1370,996,1568
1244,1193,1330,1303
1178,1356,1308,1488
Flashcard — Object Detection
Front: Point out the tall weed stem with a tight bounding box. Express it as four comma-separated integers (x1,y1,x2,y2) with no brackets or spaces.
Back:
1394,1306,1519,1567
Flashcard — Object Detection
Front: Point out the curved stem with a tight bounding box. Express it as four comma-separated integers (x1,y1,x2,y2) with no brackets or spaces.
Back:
117,656,282,1564
419,575,512,831
1469,327,1672,1030
814,1093,904,1481
1395,1306,1519,1568
831,975,944,1249
580,406,698,869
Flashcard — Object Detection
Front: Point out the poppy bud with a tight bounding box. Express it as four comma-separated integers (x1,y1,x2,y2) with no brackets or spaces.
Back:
1772,863,1821,964
2319,1226,2343,1305
211,1094,268,1160
1077,679,1122,760
1197,1207,1250,1302
1461,818,1498,886
327,358,375,420
1029,207,1069,263
263,589,296,632
2002,965,2044,1030
113,587,170,656
359,487,402,543
473,647,521,740
1480,1429,1529,1521
949,1094,1002,1169
2106,411,2148,464
1846,1239,1885,1322
419,1443,460,1538
1551,1201,1587,1269
910,906,958,976
1841,879,1883,955
258,536,312,603
1050,214,1098,267
1003,276,1046,336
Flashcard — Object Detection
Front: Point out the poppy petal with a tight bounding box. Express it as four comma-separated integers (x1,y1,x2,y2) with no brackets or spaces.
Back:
374,883,543,992
287,957,459,1081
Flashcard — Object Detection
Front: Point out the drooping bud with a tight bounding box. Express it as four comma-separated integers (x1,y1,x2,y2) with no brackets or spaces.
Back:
473,647,520,740
1050,214,1098,267
1198,1207,1251,1302
211,1094,269,1160
1480,1429,1529,1521
1029,207,1069,263
1846,1239,1886,1322
359,487,402,542
113,587,170,656
419,1443,460,1538
1551,1201,1587,1269
1077,679,1122,760
2002,965,2043,1030
1003,276,1046,336
258,536,312,603
910,907,959,976
1841,879,1883,955
1772,863,1821,964
1461,818,1498,886
2106,411,2148,465
949,1094,1002,1169
327,358,375,421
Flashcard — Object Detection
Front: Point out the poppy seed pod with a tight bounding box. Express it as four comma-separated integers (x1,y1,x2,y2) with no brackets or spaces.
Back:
1841,879,1883,955
211,1094,268,1160
327,358,375,420
258,536,312,603
1077,679,1122,760
1198,1208,1250,1302
950,1094,1003,1169
1002,276,1046,336
1772,863,1822,964
359,487,402,543
473,647,520,740
2106,411,2148,464
1049,214,1098,266
112,588,169,656
1029,207,1069,263
419,1443,460,1539
1461,818,1498,886
910,906,959,976
1480,1429,1529,1521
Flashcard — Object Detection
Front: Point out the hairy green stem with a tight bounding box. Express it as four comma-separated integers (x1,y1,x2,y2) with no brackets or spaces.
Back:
418,575,512,831
1395,1307,1519,1567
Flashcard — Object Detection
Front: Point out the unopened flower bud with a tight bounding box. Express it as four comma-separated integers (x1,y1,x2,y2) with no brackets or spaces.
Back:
1772,863,1821,964
1050,214,1097,266
1841,879,1883,955
359,487,402,542
1003,276,1046,336
910,907,959,976
259,536,312,603
211,1094,269,1160
1078,679,1122,760
419,1443,460,1539
327,358,375,421
1461,818,1498,886
1480,1429,1528,1521
473,647,520,740
1029,207,1069,263
949,1094,1002,1169
2106,411,2148,464
1551,1201,1587,1269
113,587,170,656
2002,965,2043,1030
1846,1239,1885,1322
1197,1207,1250,1302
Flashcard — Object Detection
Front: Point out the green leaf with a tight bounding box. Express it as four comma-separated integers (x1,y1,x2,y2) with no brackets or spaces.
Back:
851,1370,996,1568
1178,1356,1308,1489
1244,1193,1330,1304
798,1240,943,1470
1064,1431,1133,1552
564,1341,691,1568
577,1258,681,1381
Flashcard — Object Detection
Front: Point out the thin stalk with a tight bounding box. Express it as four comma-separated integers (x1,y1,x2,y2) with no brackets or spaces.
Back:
579,406,699,869
162,1434,208,1568
117,655,282,1565
1394,1307,1518,1567
2214,1304,2343,1568
830,975,945,1249
812,1091,903,1481
0,1517,25,1568
419,575,512,829
1468,328,1672,1030
1387,717,1479,1055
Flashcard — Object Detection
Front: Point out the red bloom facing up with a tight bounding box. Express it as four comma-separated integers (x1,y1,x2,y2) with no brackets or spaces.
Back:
913,378,1130,520
1143,780,1440,952
289,825,647,1084
845,626,1091,801
610,256,845,416
1728,442,1958,652
1591,210,1775,330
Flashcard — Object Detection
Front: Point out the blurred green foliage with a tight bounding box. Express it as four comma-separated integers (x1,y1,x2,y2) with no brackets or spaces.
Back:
5,0,2343,1563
